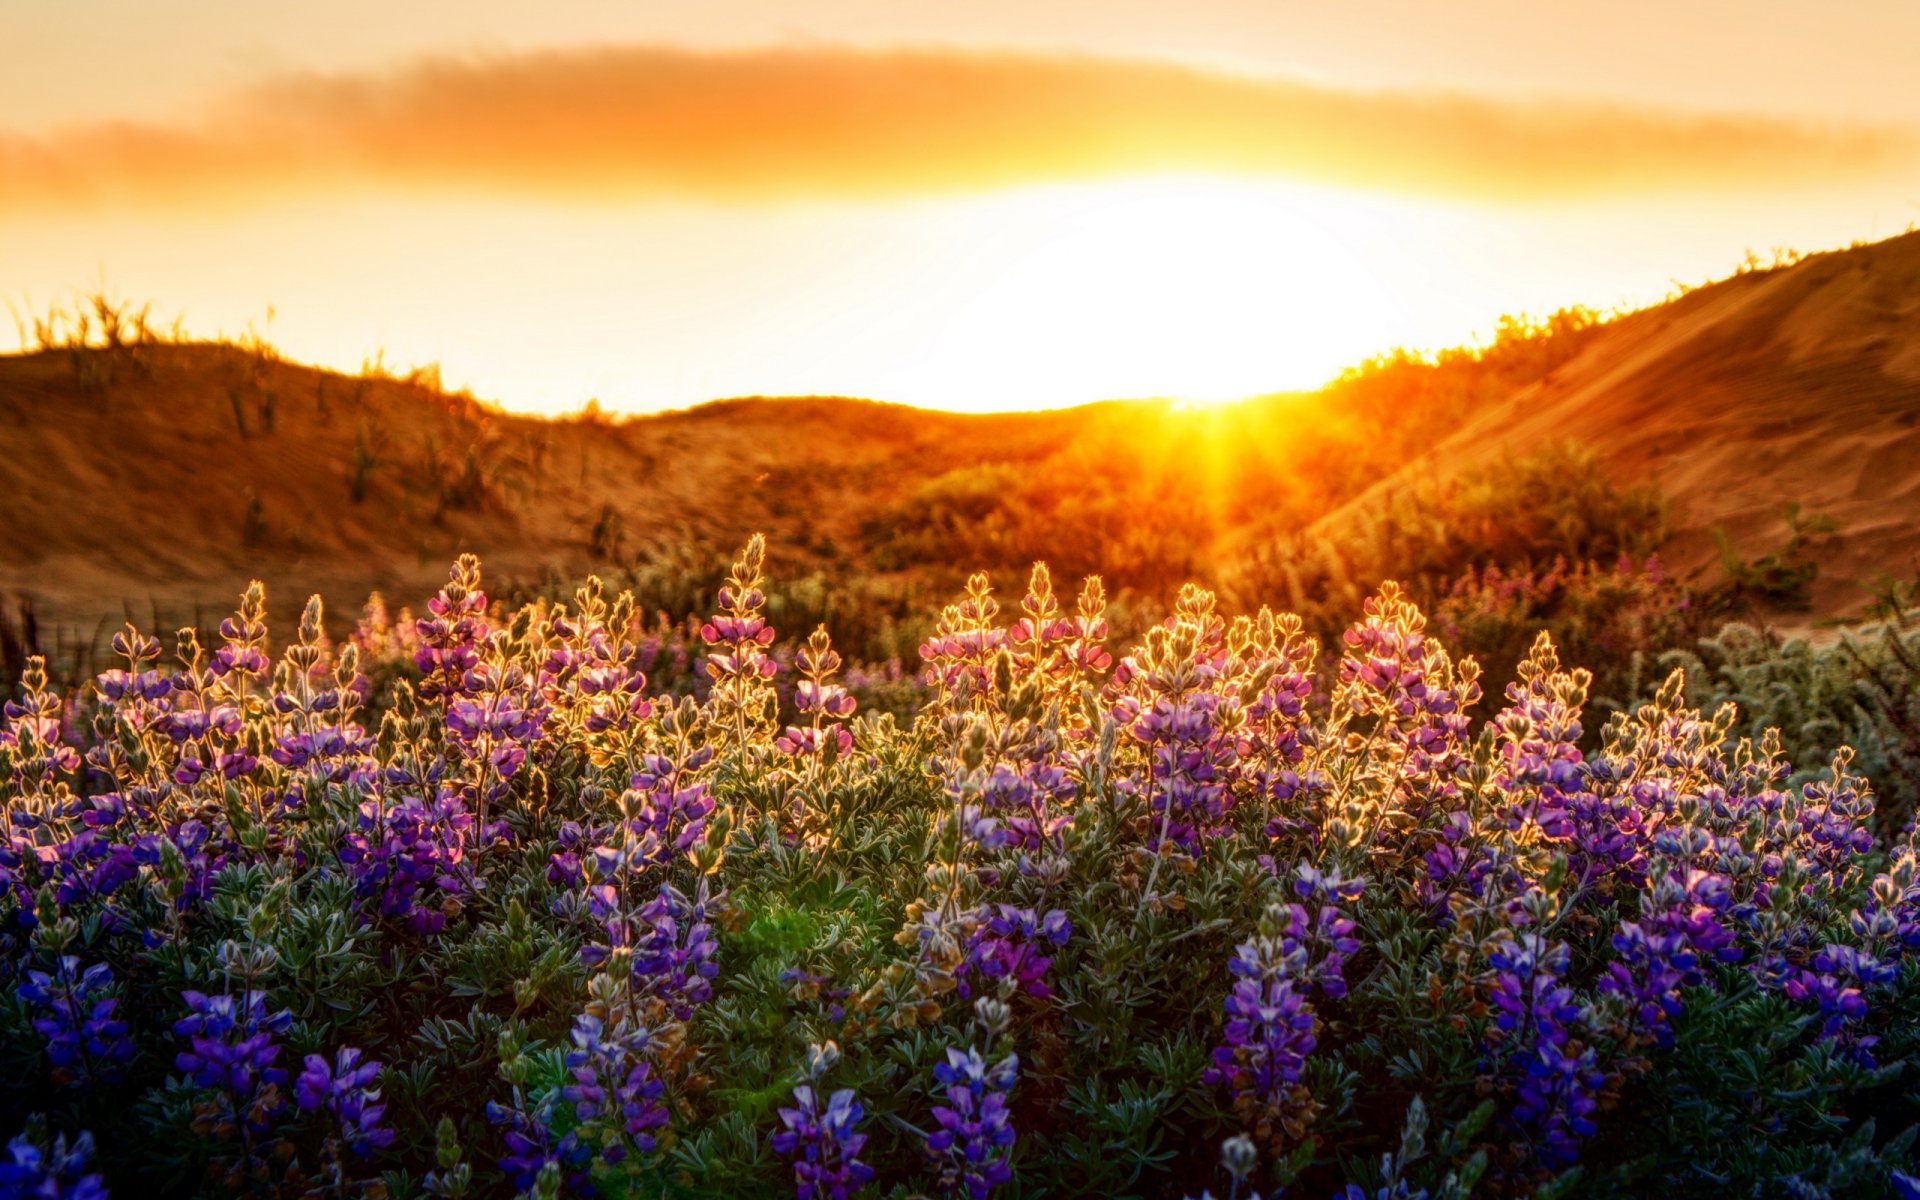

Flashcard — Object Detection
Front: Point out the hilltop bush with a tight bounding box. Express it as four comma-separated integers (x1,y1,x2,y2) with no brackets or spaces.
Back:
1661,612,1920,833
2,541,1918,1200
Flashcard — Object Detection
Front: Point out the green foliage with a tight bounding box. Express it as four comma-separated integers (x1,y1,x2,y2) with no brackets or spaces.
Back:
1664,610,1920,831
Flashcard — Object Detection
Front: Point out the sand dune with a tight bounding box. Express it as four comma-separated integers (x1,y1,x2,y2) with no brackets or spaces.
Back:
1326,231,1920,616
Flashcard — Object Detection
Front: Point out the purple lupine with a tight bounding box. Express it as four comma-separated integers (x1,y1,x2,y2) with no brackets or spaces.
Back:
632,879,723,1021
626,741,717,868
1600,868,1740,1047
1006,564,1112,715
919,573,1008,711
42,832,139,911
2,661,84,894
267,597,373,789
16,958,134,1088
537,582,654,740
777,627,857,759
703,534,780,753
1236,608,1319,843
0,1127,108,1200
339,788,478,937
1112,666,1239,857
1204,901,1320,1143
1335,585,1480,780
925,1046,1018,1200
173,989,294,1136
957,906,1070,1000
1492,634,1588,842
1794,752,1877,886
1288,864,1366,999
1418,809,1495,923
773,1085,874,1200
485,1098,591,1193
447,656,547,816
414,555,490,705
1854,843,1920,958
975,759,1075,857
1484,935,1603,1168
295,1047,395,1159
559,1012,668,1163
1778,942,1896,1066
129,818,224,918
1111,588,1245,886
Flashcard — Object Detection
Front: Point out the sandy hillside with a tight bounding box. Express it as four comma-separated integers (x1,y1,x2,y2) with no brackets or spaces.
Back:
0,344,1100,638
1319,232,1920,617
4,231,1920,649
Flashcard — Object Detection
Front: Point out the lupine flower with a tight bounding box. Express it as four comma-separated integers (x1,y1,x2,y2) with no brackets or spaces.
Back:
957,905,1070,1000
1111,587,1245,876
1205,901,1321,1145
340,788,478,936
632,880,723,1021
1600,868,1740,1046
1484,935,1603,1167
925,1046,1018,1200
16,958,134,1088
173,990,294,1139
1778,942,1896,1065
1006,564,1112,717
295,1047,395,1159
415,555,490,705
1286,864,1366,999
559,1013,668,1161
919,573,1008,712
1492,634,1589,843
773,1085,874,1200
0,1127,108,1200
626,739,718,868
485,1097,591,1193
704,534,780,754
778,628,857,759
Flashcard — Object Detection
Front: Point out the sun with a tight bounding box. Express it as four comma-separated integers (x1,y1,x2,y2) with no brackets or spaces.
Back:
901,175,1411,411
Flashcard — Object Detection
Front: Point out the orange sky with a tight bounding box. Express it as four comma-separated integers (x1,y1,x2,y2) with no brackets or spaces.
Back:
4,3,1919,413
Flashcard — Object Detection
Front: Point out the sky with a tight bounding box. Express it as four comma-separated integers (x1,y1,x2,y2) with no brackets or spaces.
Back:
4,2,1919,414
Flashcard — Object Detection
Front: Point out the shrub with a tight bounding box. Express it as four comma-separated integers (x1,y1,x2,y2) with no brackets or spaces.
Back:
1,542,1916,1200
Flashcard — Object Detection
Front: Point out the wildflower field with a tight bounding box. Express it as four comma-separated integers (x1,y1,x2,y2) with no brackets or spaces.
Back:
4,535,1920,1200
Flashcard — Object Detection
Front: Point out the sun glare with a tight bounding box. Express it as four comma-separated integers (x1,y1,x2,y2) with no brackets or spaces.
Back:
898,177,1409,410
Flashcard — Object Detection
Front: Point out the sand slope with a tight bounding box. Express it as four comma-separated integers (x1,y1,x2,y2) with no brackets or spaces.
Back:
1317,232,1920,616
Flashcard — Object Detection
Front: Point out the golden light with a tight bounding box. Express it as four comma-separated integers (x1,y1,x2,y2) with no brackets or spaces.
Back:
896,176,1411,410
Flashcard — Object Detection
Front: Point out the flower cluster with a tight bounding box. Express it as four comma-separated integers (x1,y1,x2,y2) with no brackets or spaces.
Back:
559,1012,669,1166
0,1126,108,1200
173,989,294,1138
773,1045,874,1200
339,788,479,936
16,958,134,1089
294,1047,395,1159
925,1046,1018,1200
778,627,857,759
956,905,1070,1000
1204,899,1323,1149
1485,935,1603,1168
1600,867,1740,1047
6,540,1920,1198
1111,586,1245,873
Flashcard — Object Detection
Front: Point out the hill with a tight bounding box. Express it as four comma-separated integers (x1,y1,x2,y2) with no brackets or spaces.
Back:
3,231,1919,650
1315,231,1920,617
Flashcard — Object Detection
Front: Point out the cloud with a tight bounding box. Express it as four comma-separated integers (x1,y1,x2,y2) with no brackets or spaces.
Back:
2,44,1913,211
